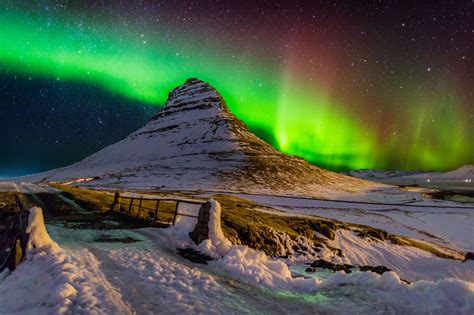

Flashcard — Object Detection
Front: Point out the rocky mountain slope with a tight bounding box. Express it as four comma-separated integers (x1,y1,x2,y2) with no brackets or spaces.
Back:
16,78,392,198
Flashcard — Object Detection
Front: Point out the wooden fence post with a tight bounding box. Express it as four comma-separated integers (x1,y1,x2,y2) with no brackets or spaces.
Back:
110,192,120,211
128,198,134,214
137,197,143,218
154,200,160,222
118,193,122,211
189,201,212,245
14,195,20,213
172,201,179,225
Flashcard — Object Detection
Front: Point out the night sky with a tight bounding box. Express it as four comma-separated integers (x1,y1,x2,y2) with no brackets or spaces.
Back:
1,1,473,177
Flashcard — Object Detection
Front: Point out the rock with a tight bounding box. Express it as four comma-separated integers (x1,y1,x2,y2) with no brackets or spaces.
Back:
189,201,212,245
177,248,213,265
358,228,390,241
94,234,140,243
311,222,336,240
309,259,354,273
463,252,474,262
307,259,392,275
359,265,391,275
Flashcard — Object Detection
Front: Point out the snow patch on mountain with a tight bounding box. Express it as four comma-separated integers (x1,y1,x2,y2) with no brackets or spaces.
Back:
435,165,474,180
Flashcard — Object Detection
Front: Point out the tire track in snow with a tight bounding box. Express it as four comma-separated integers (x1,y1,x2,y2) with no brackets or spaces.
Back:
87,248,178,314
74,248,135,314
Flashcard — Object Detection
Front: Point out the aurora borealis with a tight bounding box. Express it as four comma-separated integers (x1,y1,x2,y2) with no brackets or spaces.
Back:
1,1,473,176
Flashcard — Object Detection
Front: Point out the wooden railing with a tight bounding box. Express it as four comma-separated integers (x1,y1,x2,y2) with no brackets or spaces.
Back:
0,195,29,272
110,192,205,225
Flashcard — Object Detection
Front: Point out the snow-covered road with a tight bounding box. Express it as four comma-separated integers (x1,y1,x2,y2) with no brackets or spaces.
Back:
45,225,273,314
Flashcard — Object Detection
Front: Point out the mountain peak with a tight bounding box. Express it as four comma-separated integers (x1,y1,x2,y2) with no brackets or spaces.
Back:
167,77,217,101
151,78,225,122
18,78,378,197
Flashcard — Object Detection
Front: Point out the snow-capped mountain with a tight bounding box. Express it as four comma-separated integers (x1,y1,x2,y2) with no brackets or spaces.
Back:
16,78,385,197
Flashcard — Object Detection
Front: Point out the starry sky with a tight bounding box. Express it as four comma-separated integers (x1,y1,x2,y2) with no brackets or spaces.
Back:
1,1,473,178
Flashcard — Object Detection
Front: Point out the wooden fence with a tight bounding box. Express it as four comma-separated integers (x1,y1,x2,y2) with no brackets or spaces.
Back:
0,195,29,272
110,192,205,225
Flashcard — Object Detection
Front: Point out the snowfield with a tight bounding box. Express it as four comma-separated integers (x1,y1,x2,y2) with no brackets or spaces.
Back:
1,203,473,314
235,193,474,253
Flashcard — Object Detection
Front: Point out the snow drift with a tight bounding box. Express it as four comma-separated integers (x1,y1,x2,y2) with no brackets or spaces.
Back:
0,207,126,314
26,207,60,254
190,201,474,313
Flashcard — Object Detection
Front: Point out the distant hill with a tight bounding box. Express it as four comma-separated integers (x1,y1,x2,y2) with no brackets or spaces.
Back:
348,165,474,185
435,165,474,181
347,169,433,180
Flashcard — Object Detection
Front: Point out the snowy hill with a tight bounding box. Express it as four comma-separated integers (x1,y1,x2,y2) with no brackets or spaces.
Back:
347,169,433,179
349,165,474,182
14,78,391,198
434,165,474,180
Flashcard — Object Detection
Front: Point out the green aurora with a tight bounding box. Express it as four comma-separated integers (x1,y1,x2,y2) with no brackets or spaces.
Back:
0,10,471,171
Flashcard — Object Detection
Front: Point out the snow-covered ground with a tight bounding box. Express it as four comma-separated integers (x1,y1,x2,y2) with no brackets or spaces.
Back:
349,165,474,192
2,78,472,312
233,193,474,253
1,204,473,314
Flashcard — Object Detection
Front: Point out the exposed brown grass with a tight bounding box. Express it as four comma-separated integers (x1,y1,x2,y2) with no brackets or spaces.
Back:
213,194,338,256
50,183,115,212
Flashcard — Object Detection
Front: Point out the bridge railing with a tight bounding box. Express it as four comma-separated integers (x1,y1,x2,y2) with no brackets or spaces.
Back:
0,195,29,272
110,192,205,225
